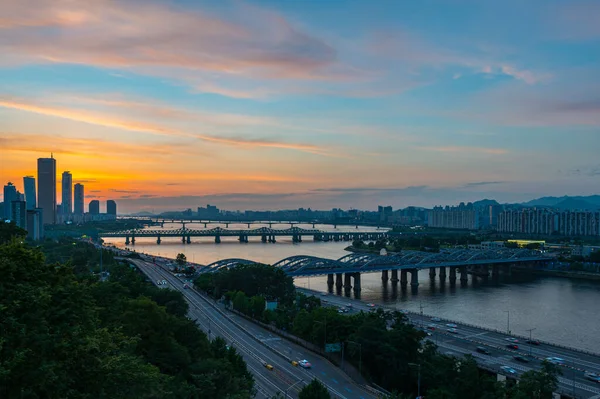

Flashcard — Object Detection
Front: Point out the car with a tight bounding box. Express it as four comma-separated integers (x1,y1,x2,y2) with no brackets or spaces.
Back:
526,339,541,346
263,363,274,371
584,373,600,383
545,357,565,365
157,280,162,285
426,324,436,331
505,338,519,343
476,347,491,355
431,317,441,322
347,303,353,308
506,344,519,350
513,356,529,363
447,328,458,334
338,310,345,314
298,360,312,369
162,280,167,284
501,366,518,375
446,323,457,328
368,303,376,307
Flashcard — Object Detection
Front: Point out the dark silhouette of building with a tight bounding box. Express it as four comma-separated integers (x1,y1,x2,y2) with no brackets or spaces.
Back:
26,208,44,240
37,156,56,224
3,182,17,220
107,200,117,216
61,171,72,215
23,176,36,210
11,200,26,228
74,184,84,215
89,200,100,215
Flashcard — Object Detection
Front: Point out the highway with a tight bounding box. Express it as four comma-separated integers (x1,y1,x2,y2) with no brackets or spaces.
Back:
298,288,600,399
130,257,378,399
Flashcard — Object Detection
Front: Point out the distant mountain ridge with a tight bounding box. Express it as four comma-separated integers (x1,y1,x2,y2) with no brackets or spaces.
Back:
520,195,600,210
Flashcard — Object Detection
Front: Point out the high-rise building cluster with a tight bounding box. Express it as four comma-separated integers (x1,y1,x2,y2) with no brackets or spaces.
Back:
2,154,118,240
497,208,600,237
428,202,479,230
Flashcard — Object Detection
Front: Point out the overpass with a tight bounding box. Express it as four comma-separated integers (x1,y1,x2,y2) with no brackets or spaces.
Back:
118,217,368,229
198,248,551,293
99,226,387,244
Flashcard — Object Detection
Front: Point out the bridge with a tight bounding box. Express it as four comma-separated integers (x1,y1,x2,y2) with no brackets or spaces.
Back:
99,226,387,244
198,248,550,293
118,217,369,229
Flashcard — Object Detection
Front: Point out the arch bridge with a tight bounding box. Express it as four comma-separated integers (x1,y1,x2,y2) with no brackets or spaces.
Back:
199,248,550,293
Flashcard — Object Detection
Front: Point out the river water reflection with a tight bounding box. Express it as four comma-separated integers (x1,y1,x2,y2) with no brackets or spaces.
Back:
104,222,600,353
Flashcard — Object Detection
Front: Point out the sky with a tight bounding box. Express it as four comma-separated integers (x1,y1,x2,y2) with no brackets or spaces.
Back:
1,0,599,213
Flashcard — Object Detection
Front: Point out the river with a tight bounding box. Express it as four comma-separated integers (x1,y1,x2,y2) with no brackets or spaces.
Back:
103,222,600,353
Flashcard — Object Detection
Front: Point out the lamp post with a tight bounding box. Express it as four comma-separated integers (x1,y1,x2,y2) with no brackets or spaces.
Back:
526,327,536,356
347,340,362,376
285,379,304,399
504,310,510,335
409,362,421,398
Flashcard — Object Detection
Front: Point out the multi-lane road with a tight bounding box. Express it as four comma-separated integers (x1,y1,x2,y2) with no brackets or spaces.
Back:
298,288,600,399
130,256,378,399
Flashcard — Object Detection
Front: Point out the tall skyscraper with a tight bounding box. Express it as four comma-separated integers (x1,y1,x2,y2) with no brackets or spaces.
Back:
89,200,100,215
61,171,73,215
23,176,36,210
74,184,84,215
3,182,17,220
107,200,117,216
11,200,27,229
26,208,44,240
38,156,56,225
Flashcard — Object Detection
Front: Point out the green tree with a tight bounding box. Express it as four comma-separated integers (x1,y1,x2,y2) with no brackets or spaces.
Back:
511,361,561,399
176,252,187,267
298,379,331,399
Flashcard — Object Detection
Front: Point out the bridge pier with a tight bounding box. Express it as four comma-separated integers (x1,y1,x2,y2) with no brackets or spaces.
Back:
503,264,512,276
125,236,130,245
271,235,276,243
429,268,436,278
156,236,161,245
327,273,334,286
298,235,302,242
449,267,457,280
204,223,207,228
344,273,352,289
353,273,361,293
215,236,221,244
391,269,399,283
182,236,186,244
336,273,343,289
381,270,389,281
410,269,419,287
439,267,447,279
130,236,135,245
261,235,267,243
492,264,500,277
400,270,408,286
186,236,191,244
480,264,489,277
460,266,468,282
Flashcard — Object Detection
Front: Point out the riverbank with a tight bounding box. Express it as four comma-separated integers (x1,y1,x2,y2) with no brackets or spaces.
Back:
514,267,600,281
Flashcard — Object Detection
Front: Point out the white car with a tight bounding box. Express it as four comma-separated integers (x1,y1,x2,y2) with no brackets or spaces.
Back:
446,323,457,328
505,338,519,343
431,317,441,322
545,357,565,365
298,359,312,369
501,366,518,375
447,328,459,334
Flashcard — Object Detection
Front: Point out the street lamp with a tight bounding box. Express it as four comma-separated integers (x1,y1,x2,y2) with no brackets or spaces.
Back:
409,362,421,398
285,379,304,399
526,327,536,356
504,310,510,335
347,340,362,376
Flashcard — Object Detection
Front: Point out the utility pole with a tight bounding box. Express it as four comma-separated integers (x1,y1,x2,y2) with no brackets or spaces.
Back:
504,310,510,335
526,328,536,356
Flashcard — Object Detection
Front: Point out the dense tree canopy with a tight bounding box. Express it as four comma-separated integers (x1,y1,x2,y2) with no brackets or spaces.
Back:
298,379,330,399
0,229,255,398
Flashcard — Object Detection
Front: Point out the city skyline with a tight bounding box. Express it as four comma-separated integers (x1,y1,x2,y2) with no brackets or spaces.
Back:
1,0,599,212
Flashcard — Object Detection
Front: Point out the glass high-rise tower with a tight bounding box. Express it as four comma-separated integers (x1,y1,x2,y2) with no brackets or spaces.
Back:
23,176,36,210
37,156,56,225
62,171,72,215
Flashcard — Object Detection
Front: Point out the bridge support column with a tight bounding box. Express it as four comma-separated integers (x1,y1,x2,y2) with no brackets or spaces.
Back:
156,236,161,245
336,273,343,289
439,267,447,279
186,236,191,244
182,236,186,244
460,266,468,282
125,236,130,245
225,223,229,228
344,273,352,289
261,235,267,243
204,223,207,228
480,264,489,277
449,267,457,280
271,235,276,243
298,235,302,242
353,273,361,292
410,269,419,287
391,269,399,283
429,268,436,278
215,236,221,244
130,236,135,245
327,274,334,286
381,270,389,281
492,264,500,277
400,270,408,286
